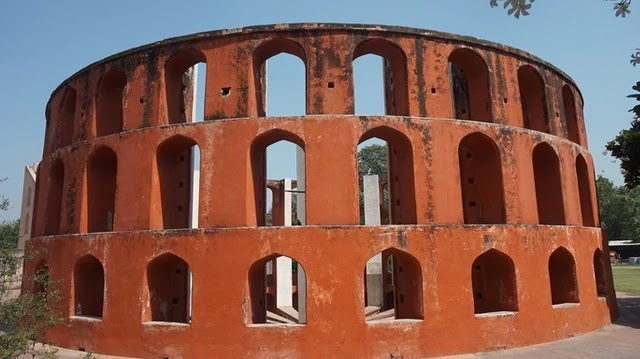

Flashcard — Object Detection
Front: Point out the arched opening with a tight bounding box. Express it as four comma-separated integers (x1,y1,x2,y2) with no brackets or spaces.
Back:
458,133,505,224
448,49,492,122
471,249,518,314
96,68,126,136
248,254,307,324
73,254,104,318
364,248,423,321
44,159,64,235
358,127,416,225
157,136,200,229
353,54,385,115
165,49,207,124
576,154,595,227
253,39,306,117
562,85,580,144
146,253,191,323
518,65,549,133
593,249,608,297
532,143,565,225
251,130,305,227
548,247,580,305
59,87,76,148
353,39,409,116
87,147,117,233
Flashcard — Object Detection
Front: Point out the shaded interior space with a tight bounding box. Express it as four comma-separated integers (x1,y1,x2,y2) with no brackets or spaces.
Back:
353,39,409,116
43,159,64,236
86,147,117,233
253,38,306,117
472,249,518,314
518,65,549,133
458,133,506,224
532,142,565,225
576,154,595,227
593,249,609,297
562,85,581,144
96,68,126,136
249,254,307,325
157,135,200,229
358,127,416,225
251,130,305,227
58,87,76,148
448,49,492,122
165,49,206,124
364,248,423,321
548,247,580,305
146,253,191,324
73,255,104,318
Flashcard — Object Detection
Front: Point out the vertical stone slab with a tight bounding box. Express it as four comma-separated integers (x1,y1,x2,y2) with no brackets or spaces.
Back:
297,264,307,323
276,256,293,308
284,178,292,227
364,175,383,307
296,147,306,225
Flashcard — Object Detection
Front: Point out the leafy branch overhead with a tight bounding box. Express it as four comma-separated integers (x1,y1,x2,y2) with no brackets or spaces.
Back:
490,0,632,18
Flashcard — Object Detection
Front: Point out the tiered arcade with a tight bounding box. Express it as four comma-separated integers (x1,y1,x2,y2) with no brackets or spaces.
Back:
25,23,616,358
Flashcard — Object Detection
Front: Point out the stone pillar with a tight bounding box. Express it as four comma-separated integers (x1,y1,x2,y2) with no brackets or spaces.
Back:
297,264,307,323
296,147,306,225
276,256,293,308
364,175,383,307
283,178,292,227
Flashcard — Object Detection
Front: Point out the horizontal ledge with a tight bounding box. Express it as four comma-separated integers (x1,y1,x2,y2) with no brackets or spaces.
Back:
474,311,517,318
552,302,581,309
246,323,305,328
143,321,190,327
70,315,102,322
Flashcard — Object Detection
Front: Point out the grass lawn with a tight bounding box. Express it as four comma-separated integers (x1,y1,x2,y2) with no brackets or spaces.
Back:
612,264,640,294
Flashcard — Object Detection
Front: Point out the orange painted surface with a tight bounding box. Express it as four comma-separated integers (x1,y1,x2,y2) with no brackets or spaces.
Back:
25,24,616,358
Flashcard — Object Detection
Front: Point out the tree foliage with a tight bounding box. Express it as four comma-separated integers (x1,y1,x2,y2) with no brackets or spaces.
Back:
358,144,388,180
490,0,632,18
596,176,640,241
0,191,63,358
606,82,640,189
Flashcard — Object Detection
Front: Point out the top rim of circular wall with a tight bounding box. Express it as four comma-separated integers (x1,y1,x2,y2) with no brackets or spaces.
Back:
48,22,583,106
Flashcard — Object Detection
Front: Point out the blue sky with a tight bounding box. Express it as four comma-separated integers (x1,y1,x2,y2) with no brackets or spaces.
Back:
0,0,637,221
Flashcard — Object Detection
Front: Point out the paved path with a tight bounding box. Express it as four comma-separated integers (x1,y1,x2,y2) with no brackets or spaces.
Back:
21,293,640,358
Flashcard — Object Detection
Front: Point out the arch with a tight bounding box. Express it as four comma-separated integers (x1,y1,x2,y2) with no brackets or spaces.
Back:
518,65,549,133
157,135,200,229
250,130,305,226
353,39,409,116
593,249,608,296
471,249,518,314
96,68,126,136
358,127,416,224
253,38,307,117
562,85,580,144
363,248,423,321
248,254,307,324
576,154,595,226
87,146,117,233
448,48,492,122
458,133,505,224
73,254,104,318
146,253,191,323
548,247,580,304
165,49,207,124
59,87,76,148
532,143,565,225
44,159,64,235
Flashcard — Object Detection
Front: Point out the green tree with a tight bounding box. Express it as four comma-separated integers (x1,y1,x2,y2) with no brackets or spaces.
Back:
606,82,640,189
0,185,63,358
596,176,640,241
490,0,632,18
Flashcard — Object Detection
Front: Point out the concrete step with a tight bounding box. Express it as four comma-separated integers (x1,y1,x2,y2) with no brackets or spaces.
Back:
266,310,295,324
366,308,395,321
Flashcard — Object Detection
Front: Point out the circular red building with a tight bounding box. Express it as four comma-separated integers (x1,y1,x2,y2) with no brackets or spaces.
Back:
25,23,616,358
